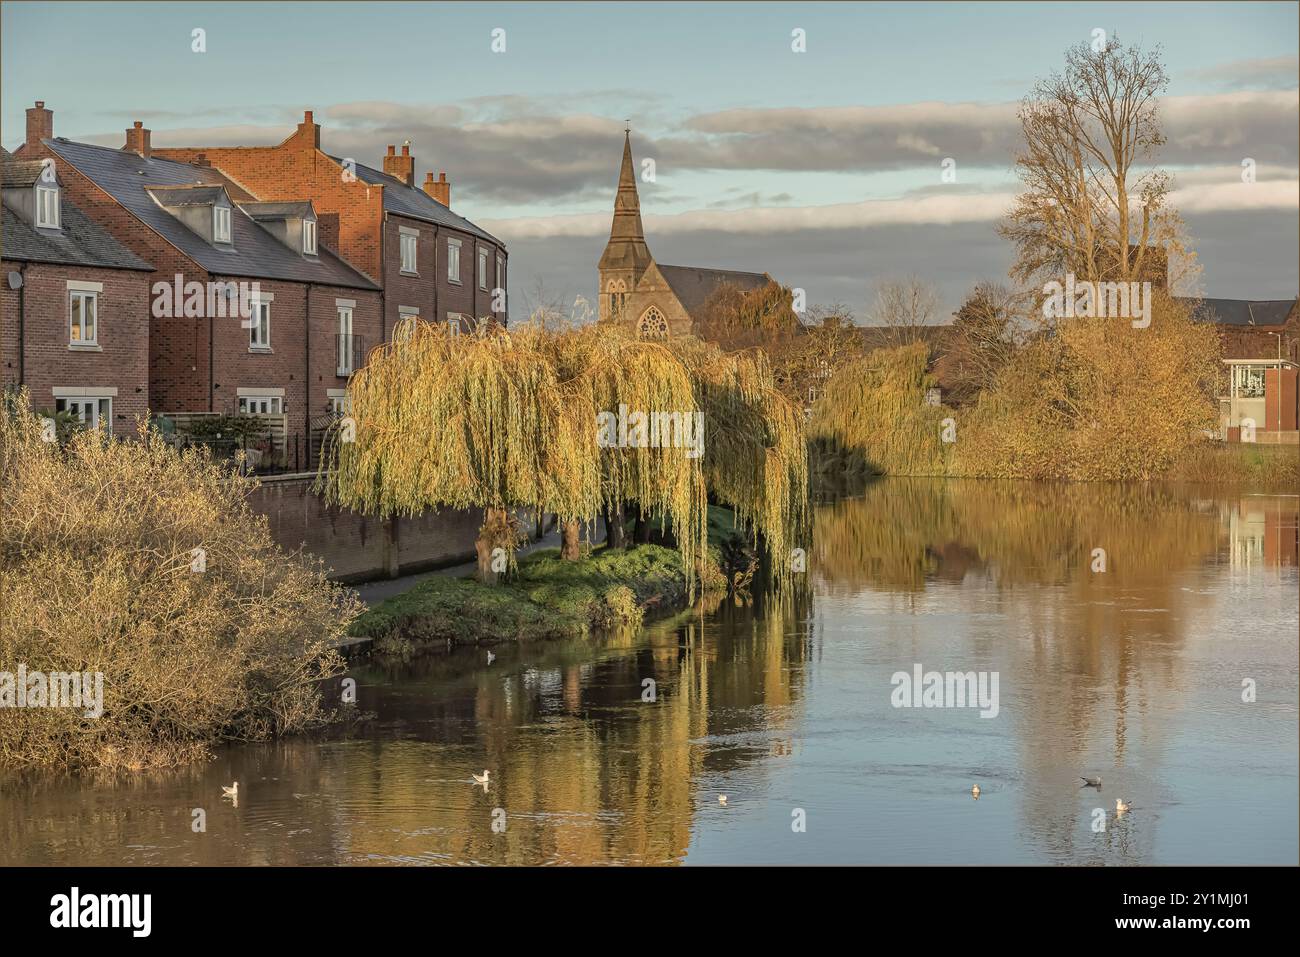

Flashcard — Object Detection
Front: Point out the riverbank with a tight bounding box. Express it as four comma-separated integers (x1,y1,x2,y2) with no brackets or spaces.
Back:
348,543,711,654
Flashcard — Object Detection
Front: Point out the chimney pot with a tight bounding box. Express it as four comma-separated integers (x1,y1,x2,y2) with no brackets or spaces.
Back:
304,110,313,124
401,143,410,156
25,100,54,147
424,169,451,207
386,145,396,156
125,120,152,159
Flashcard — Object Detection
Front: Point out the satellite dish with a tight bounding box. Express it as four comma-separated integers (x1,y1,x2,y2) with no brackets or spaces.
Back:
7,272,22,290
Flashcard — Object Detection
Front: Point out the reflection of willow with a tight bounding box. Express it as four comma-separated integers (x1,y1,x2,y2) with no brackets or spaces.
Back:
315,591,811,866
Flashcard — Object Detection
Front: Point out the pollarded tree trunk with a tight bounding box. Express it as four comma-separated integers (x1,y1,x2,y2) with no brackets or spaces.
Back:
476,506,509,583
560,519,581,560
605,501,627,549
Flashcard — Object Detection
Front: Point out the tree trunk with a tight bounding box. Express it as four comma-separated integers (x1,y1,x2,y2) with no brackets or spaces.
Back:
560,519,581,560
476,506,508,583
605,501,627,549
633,514,651,544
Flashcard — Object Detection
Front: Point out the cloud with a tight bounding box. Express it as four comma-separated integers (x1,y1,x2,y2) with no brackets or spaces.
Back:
1186,56,1300,91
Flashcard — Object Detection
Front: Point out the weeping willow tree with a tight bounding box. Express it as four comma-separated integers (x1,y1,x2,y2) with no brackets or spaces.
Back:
317,318,809,592
809,341,952,476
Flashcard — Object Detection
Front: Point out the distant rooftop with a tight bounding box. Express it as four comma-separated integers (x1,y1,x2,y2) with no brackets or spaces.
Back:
44,138,376,289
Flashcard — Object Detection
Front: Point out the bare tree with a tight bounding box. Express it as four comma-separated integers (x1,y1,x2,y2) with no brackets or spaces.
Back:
999,36,1197,292
869,276,939,349
944,281,1030,404
520,275,572,331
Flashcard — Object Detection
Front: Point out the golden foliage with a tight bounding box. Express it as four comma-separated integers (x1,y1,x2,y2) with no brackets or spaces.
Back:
318,321,809,592
0,394,354,770
808,341,951,476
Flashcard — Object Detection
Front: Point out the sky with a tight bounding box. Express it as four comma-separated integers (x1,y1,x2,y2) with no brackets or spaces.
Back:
3,1,1297,321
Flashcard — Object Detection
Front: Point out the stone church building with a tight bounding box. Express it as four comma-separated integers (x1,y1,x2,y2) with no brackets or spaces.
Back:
598,133,774,337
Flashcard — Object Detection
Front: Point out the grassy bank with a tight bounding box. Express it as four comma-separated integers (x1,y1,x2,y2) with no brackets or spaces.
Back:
350,542,712,653
1165,441,1299,488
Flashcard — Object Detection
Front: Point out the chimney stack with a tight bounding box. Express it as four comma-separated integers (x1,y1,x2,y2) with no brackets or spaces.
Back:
423,170,451,208
125,120,152,159
191,153,211,168
383,142,415,187
294,110,320,150
26,101,53,147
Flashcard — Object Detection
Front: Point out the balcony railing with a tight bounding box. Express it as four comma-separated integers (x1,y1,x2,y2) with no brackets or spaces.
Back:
336,333,364,376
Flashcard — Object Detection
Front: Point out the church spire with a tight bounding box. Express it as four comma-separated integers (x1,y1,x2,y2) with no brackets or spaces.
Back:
599,130,653,278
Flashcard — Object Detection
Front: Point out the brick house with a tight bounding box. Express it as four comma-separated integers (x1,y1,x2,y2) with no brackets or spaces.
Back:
151,111,507,335
2,145,155,435
1180,296,1300,443
14,102,382,465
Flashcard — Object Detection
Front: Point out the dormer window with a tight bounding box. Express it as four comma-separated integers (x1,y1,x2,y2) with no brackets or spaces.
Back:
303,219,317,255
213,206,231,244
36,185,59,228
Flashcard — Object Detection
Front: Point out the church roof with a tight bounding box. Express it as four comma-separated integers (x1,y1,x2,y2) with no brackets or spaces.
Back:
657,263,772,319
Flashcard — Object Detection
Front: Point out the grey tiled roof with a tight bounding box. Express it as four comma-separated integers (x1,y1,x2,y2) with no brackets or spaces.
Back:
45,139,377,290
2,198,152,271
239,201,314,220
0,157,46,188
657,263,771,319
1178,296,1297,327
328,156,502,246
145,184,227,206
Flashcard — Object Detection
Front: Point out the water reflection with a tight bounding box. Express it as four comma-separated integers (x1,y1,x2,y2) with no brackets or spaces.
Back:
1,481,1295,865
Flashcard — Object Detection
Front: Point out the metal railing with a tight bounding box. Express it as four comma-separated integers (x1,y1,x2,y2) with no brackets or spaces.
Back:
336,333,364,376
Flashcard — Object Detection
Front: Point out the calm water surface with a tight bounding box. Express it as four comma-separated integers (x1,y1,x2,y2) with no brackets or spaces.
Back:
3,479,1297,865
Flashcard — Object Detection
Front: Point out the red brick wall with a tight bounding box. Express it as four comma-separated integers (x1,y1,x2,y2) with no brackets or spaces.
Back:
247,475,482,582
1,258,151,435
156,143,388,283
154,139,508,329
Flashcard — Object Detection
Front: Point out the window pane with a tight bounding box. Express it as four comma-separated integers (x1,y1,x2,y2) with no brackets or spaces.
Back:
70,295,82,340
84,295,95,341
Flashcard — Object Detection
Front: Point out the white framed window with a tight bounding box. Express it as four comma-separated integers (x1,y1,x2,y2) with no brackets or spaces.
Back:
56,395,112,429
213,206,231,243
478,248,488,290
303,219,317,255
36,186,60,228
249,299,271,350
447,238,461,283
448,313,463,337
238,394,282,414
399,230,418,273
337,304,355,375
1231,364,1268,399
69,289,98,344
327,389,351,416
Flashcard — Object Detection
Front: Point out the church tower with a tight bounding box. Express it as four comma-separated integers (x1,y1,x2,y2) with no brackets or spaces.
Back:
598,131,653,323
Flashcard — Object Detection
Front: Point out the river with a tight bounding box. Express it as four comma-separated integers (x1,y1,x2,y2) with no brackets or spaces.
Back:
2,479,1296,865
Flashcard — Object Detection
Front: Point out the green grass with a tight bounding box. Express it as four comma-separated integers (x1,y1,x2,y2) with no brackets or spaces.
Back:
349,542,698,651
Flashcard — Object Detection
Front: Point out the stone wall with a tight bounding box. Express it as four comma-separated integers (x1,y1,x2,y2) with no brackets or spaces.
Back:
247,473,481,582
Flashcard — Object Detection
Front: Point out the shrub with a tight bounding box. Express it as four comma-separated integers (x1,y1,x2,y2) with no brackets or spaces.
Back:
0,394,357,771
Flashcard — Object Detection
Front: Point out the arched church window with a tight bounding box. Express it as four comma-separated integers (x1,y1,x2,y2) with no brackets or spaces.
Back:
607,278,627,320
637,306,669,339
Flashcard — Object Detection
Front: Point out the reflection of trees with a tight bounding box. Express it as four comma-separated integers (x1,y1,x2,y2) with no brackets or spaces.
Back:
2,594,813,866
813,477,1255,864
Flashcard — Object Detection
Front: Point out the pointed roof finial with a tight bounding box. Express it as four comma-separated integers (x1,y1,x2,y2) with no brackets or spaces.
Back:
625,118,631,134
